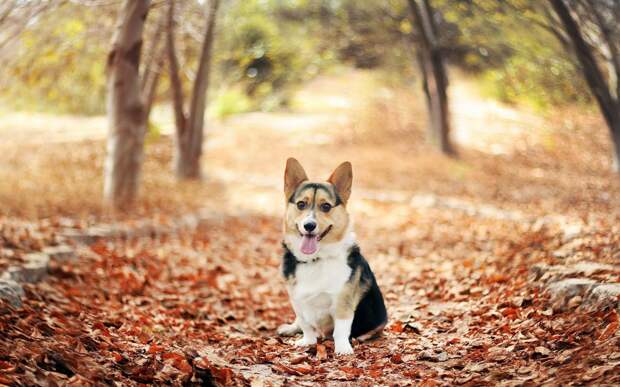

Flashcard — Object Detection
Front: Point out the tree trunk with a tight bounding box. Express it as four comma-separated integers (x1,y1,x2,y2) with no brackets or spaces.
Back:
548,0,620,173
103,0,151,208
171,0,220,179
613,128,620,173
166,0,187,138
407,0,454,156
143,57,163,120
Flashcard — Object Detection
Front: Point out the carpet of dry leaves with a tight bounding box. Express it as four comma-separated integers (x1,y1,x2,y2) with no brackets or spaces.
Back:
1,72,620,385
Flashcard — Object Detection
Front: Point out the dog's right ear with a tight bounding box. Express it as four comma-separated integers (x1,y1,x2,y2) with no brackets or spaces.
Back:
284,158,308,200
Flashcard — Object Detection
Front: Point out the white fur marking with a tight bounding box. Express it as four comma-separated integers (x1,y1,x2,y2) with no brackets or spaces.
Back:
284,223,358,348
333,318,354,355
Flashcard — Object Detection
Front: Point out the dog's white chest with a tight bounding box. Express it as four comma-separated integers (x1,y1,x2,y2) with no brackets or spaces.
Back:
290,257,351,331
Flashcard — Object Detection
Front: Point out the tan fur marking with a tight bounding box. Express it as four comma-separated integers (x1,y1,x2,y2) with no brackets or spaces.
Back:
284,158,308,201
356,321,386,341
328,161,352,205
335,267,368,319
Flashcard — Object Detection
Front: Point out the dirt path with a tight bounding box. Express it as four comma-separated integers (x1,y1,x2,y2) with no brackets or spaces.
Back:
0,69,544,156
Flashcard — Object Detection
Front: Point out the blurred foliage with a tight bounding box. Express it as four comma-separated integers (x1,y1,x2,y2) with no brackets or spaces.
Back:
435,0,591,108
0,0,597,115
0,5,111,115
214,0,332,111
209,88,252,119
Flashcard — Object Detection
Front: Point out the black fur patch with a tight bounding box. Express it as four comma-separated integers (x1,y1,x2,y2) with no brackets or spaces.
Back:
346,245,388,338
280,243,388,339
288,182,342,207
282,243,297,279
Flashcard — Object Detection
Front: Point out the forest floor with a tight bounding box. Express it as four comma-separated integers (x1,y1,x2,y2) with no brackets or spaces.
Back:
1,69,620,385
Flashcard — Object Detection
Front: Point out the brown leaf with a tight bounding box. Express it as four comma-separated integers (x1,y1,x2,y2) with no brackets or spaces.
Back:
316,343,327,361
340,367,363,376
599,321,618,341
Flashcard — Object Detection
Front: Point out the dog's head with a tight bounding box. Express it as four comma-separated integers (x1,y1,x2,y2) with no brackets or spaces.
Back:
283,158,352,259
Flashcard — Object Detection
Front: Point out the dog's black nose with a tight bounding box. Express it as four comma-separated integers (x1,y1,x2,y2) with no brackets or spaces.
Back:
303,222,317,232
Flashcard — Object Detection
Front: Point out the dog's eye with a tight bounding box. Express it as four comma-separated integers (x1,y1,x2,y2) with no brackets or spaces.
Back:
320,203,332,213
296,201,306,210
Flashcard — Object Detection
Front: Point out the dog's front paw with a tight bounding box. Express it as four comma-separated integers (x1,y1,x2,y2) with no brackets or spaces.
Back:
277,322,301,337
294,336,317,347
334,340,354,355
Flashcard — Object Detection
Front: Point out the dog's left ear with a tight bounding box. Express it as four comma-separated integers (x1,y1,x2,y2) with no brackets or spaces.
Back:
328,161,352,205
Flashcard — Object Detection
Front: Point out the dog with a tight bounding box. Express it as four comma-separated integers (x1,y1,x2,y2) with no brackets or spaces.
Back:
277,158,387,355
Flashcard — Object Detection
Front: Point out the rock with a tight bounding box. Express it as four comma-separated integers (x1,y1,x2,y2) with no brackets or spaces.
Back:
585,283,620,311
571,262,615,276
547,278,597,310
0,279,24,307
6,253,50,283
531,262,618,284
418,350,448,362
561,223,583,242
60,228,97,245
530,264,551,281
87,225,118,239
43,245,75,262
60,226,117,245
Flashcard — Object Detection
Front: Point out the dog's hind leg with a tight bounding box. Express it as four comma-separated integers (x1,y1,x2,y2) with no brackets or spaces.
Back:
277,318,302,336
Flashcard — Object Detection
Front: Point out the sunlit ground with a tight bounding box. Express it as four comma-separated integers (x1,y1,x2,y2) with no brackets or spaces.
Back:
1,68,620,384
0,68,618,221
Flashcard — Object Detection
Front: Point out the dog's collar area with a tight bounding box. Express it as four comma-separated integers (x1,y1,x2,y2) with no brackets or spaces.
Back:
297,256,321,264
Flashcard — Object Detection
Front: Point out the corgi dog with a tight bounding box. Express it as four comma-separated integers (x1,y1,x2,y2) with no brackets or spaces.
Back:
277,158,387,355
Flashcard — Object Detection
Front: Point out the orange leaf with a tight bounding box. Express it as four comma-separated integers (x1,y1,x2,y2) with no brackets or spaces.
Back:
194,356,211,370
391,353,403,364
599,321,618,341
389,321,404,333
148,344,163,354
111,352,123,363
175,359,193,374
316,343,327,361
340,367,363,376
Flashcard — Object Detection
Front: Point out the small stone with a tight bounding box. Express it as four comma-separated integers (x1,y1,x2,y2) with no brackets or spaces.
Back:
60,228,97,245
547,278,596,299
418,350,448,362
586,283,620,310
570,262,615,276
7,253,50,283
43,245,75,262
561,223,582,242
0,279,24,307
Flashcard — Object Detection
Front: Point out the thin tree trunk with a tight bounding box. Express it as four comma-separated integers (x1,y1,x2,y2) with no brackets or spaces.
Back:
548,0,620,173
174,0,220,179
588,2,620,100
143,55,163,120
141,17,164,93
407,0,454,156
166,0,187,137
613,129,620,173
103,0,151,208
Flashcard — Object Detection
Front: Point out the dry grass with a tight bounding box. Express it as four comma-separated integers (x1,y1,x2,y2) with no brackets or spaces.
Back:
1,70,619,222
0,139,228,220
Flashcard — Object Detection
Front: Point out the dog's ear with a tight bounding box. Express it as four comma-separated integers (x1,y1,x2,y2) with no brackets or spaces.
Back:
328,161,352,205
284,158,308,200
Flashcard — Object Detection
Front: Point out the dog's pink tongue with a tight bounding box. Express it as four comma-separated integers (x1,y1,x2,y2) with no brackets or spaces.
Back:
300,235,319,255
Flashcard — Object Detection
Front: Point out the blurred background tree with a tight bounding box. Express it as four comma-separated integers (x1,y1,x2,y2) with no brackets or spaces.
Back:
1,0,619,209
0,0,596,115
